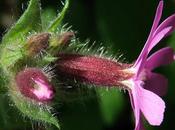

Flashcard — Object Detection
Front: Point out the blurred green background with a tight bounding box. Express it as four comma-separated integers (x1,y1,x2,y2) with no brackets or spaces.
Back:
0,0,175,130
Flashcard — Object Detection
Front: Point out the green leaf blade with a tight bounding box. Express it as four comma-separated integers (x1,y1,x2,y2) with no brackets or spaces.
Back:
41,8,57,31
9,87,60,129
48,0,69,32
2,0,42,45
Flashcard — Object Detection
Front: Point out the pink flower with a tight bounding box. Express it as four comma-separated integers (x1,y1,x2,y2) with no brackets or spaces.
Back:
56,1,175,129
123,1,175,129
16,68,55,102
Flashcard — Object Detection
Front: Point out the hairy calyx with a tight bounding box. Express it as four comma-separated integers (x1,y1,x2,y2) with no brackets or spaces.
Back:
56,53,134,87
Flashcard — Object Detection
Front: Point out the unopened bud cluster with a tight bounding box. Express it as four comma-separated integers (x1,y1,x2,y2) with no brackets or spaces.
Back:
13,31,74,102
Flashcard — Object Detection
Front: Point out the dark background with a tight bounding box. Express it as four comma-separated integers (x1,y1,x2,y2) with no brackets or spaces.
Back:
0,0,175,130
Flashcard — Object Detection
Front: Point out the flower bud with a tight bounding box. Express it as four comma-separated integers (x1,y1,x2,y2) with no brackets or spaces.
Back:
49,32,74,49
56,54,133,87
58,32,74,46
15,68,55,102
26,33,50,56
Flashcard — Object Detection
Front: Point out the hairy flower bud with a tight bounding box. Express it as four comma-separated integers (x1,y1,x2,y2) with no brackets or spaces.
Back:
56,54,133,86
26,33,50,56
58,32,74,46
49,32,74,49
15,68,55,102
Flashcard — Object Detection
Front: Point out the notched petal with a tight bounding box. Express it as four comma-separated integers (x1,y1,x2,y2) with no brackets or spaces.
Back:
139,87,165,125
145,47,174,70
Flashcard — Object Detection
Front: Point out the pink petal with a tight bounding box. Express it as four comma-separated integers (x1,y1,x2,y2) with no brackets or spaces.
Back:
134,1,163,69
129,92,144,130
154,14,175,37
147,12,175,52
33,78,55,100
145,12,175,56
130,82,141,130
134,26,172,76
138,86,165,125
150,0,164,35
132,91,140,128
134,1,175,77
145,47,174,70
144,72,168,96
148,26,172,52
135,117,146,130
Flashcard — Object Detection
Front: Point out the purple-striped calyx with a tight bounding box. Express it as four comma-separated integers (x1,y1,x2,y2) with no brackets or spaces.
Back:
56,53,133,87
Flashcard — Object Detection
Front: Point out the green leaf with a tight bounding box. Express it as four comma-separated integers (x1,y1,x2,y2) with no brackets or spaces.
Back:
0,44,24,69
47,0,69,32
0,67,8,93
41,8,57,31
0,0,42,69
2,0,42,45
9,86,60,129
0,95,31,129
96,87,125,125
